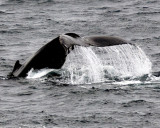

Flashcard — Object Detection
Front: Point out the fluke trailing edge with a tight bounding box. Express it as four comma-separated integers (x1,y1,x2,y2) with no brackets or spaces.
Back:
9,33,129,77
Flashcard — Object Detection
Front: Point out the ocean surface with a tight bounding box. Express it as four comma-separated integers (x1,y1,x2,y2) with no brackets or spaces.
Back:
0,0,160,128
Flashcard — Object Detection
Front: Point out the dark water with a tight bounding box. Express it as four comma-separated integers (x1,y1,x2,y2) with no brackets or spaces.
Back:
1,0,160,128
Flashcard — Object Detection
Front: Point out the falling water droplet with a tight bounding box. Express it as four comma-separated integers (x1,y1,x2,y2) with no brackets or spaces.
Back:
62,44,152,84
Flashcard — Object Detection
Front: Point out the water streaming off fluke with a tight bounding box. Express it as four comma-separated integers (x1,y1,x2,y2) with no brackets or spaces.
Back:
61,44,152,84
27,44,152,84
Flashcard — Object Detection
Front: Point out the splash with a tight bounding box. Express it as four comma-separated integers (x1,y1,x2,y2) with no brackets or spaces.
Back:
61,44,152,84
61,46,105,84
26,44,152,84
98,44,152,77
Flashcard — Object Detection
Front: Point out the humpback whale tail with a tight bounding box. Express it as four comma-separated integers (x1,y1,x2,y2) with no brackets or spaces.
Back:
10,33,130,78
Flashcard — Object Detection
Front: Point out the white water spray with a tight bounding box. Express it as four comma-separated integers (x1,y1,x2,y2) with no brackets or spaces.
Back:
62,46,105,84
27,44,152,85
62,44,152,84
97,44,152,77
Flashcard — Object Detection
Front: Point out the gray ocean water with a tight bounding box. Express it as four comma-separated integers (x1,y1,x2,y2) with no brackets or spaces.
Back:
1,0,160,128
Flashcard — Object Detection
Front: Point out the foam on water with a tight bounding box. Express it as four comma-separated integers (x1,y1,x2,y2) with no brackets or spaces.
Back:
27,68,54,79
27,44,152,84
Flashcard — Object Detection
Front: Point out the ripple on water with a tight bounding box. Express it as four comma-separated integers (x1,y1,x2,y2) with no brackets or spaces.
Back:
121,99,153,108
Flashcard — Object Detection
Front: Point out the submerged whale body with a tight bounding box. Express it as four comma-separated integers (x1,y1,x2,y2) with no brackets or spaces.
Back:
9,33,129,77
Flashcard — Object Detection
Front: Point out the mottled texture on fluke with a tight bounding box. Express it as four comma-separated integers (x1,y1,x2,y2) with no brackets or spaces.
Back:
10,33,128,77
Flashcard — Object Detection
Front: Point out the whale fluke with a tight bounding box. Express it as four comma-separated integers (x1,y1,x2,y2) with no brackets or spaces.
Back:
9,33,130,77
